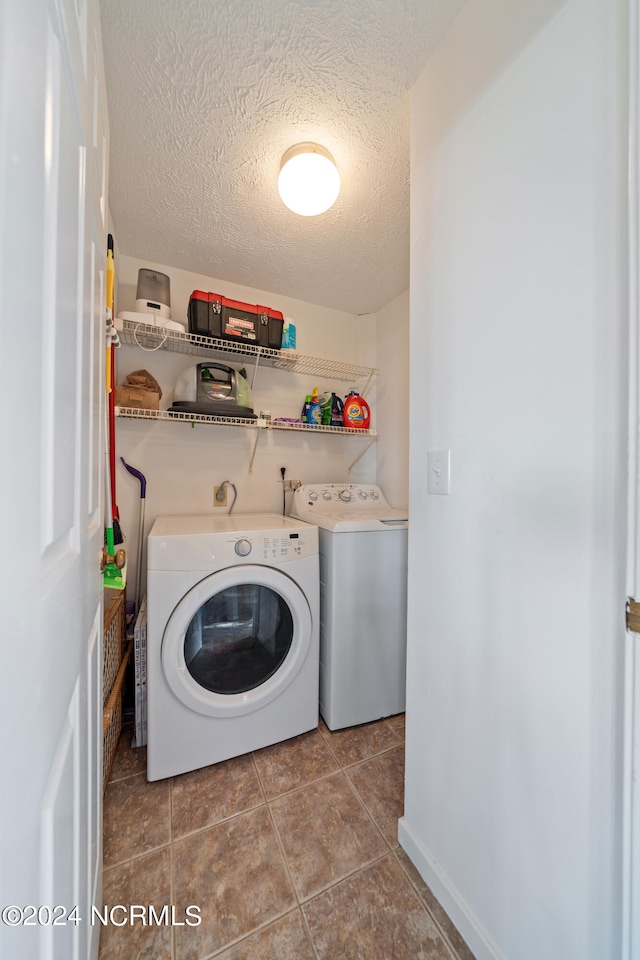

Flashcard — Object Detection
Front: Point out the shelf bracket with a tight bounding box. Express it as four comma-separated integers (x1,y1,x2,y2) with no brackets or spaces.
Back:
347,437,377,474
361,371,375,397
248,428,263,474
248,351,261,391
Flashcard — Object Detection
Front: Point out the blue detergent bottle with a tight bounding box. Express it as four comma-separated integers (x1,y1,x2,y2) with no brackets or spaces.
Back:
307,387,322,426
301,394,312,421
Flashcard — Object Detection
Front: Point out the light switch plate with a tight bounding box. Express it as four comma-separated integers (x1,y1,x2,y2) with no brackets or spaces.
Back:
427,450,451,495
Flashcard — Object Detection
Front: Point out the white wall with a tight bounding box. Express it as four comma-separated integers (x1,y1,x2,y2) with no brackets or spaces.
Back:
375,289,410,508
112,256,394,602
400,2,628,959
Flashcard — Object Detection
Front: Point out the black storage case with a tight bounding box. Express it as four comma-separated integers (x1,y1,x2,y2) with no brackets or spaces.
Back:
188,291,284,350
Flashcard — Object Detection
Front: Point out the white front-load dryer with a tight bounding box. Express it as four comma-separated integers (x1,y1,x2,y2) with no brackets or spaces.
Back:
146,513,319,781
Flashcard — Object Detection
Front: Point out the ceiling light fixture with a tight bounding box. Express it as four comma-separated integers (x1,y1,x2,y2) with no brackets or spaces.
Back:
278,143,340,217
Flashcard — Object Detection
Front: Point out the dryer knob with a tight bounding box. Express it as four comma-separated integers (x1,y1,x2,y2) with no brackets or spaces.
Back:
308,491,318,501
323,491,332,501
235,538,252,557
338,489,352,502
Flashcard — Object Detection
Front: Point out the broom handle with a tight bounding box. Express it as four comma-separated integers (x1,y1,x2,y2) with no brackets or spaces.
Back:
105,405,115,555
106,236,118,520
109,358,117,519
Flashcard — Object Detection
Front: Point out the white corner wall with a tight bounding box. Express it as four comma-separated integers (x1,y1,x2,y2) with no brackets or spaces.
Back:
401,2,628,959
375,289,410,508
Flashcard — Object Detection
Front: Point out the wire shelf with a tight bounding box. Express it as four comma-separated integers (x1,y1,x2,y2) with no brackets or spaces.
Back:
115,318,378,382
115,406,377,437
270,420,377,437
115,407,261,427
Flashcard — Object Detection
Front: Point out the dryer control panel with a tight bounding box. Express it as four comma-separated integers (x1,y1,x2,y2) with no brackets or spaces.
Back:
260,532,305,561
147,513,318,570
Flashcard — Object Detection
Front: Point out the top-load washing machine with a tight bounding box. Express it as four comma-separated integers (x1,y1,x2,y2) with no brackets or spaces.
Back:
146,513,319,781
290,483,408,730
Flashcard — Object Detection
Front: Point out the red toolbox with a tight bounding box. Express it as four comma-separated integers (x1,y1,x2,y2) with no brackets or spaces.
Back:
188,291,284,350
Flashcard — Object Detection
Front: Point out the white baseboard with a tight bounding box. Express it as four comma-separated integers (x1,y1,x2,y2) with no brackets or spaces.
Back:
398,816,504,960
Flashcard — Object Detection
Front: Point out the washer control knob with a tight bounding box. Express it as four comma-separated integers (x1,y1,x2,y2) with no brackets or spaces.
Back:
308,491,318,501
369,490,379,500
235,538,252,557
338,489,352,502
323,491,332,501
358,491,368,500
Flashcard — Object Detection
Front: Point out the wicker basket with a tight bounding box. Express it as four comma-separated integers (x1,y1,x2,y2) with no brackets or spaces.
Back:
102,591,131,790
102,694,123,790
103,590,125,707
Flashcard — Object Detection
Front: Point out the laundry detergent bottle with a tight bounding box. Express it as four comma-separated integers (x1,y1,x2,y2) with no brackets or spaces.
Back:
343,390,370,429
320,391,333,426
306,387,322,426
321,392,344,426
301,394,312,421
330,393,344,426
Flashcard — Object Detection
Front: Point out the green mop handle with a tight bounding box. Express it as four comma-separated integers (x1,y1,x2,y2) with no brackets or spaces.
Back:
106,524,115,557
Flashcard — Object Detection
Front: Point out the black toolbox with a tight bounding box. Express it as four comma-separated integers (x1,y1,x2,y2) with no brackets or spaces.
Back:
188,291,284,350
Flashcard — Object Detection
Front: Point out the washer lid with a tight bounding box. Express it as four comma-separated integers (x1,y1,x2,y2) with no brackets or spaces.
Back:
295,514,408,533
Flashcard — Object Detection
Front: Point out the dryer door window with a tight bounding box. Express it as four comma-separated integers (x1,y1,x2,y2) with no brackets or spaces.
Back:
184,583,293,695
161,564,313,718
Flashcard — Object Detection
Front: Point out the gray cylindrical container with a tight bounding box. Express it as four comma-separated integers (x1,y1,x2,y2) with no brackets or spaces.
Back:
136,269,171,308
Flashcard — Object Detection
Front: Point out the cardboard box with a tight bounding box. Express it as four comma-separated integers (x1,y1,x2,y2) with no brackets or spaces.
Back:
114,384,160,410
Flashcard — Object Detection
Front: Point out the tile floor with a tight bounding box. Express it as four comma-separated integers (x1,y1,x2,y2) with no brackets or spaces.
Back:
100,715,476,960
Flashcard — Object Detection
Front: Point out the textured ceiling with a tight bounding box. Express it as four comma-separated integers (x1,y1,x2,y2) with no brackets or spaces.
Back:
99,0,465,315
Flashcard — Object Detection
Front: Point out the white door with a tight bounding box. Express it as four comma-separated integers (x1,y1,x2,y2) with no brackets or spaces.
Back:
626,2,640,956
0,0,108,957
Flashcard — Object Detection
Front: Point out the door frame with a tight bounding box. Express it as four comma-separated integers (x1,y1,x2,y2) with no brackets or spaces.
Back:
624,0,640,956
